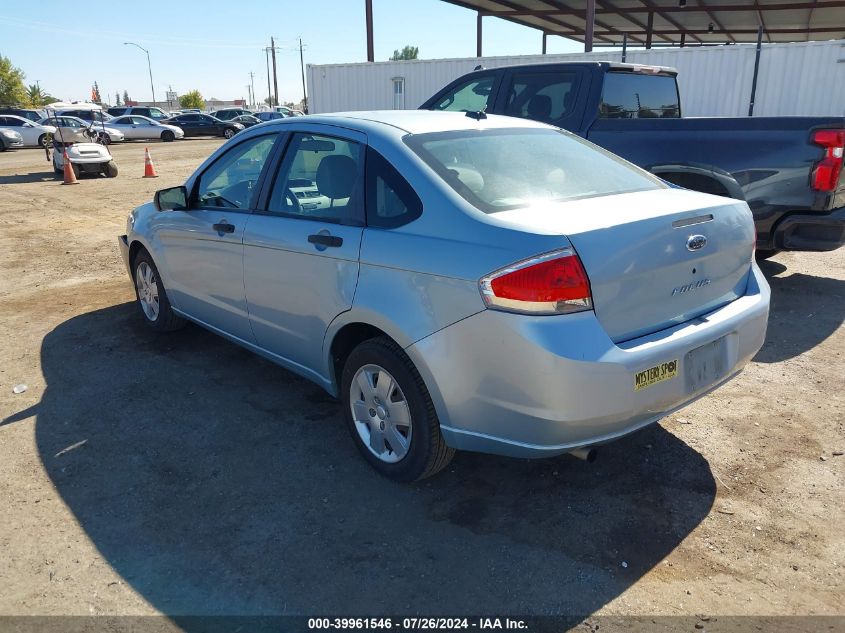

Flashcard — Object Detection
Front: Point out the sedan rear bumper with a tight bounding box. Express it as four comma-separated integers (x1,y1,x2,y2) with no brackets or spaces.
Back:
407,263,770,458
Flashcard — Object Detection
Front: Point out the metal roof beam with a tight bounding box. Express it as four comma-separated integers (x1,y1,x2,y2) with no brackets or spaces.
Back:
488,0,617,43
692,0,736,43
585,26,845,35
543,0,656,45
753,0,771,43
478,1,845,16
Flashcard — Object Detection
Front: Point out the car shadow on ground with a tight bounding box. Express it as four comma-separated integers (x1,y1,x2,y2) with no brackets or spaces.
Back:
755,258,845,363
0,170,58,185
35,303,715,623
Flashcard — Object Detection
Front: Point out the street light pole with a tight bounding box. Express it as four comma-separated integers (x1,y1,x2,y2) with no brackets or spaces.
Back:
124,42,156,107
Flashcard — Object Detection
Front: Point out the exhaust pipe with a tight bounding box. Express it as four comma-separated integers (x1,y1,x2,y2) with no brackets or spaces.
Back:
569,447,597,462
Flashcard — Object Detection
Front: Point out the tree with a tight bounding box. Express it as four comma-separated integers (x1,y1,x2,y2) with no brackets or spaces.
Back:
123,90,130,104
115,92,122,106
390,45,419,61
91,81,102,104
25,84,53,107
0,55,27,106
179,89,204,110
263,96,277,106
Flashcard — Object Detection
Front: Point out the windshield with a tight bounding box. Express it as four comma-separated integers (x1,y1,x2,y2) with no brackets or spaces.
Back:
405,128,665,213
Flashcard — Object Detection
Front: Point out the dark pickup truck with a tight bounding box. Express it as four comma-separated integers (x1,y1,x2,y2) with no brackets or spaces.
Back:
420,62,845,256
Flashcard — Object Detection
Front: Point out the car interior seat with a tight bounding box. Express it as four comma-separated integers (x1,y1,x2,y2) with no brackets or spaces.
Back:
316,154,357,210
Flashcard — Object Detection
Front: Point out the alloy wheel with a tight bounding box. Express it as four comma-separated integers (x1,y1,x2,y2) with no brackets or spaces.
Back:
135,261,160,321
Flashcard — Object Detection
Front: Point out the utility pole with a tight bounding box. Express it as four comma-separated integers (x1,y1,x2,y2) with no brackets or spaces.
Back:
298,38,308,113
246,85,252,109
264,47,272,107
270,36,279,107
249,71,256,109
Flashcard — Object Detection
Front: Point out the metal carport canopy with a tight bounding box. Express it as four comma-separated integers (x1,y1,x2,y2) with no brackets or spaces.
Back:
440,0,845,51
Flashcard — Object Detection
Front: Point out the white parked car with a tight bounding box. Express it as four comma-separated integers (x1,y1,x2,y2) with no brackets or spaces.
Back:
105,115,184,142
0,114,56,147
38,116,124,145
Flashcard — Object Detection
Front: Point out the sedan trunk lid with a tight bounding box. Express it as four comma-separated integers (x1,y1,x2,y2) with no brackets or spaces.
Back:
489,188,754,342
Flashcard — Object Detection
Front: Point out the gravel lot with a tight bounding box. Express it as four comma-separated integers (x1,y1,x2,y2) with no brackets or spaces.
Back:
0,140,842,620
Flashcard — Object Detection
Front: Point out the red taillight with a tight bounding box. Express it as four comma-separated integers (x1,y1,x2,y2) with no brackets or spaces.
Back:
811,129,845,192
480,249,592,315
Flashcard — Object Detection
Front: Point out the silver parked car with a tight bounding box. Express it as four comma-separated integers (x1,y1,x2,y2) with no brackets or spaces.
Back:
103,115,184,142
119,111,770,482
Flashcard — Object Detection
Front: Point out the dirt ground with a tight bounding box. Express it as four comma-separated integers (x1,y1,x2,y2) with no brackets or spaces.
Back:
0,140,842,622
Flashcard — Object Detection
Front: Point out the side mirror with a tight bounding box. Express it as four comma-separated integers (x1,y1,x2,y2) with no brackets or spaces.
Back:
154,185,188,211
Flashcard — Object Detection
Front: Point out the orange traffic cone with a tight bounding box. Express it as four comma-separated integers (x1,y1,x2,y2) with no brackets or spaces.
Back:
62,150,79,185
143,147,158,178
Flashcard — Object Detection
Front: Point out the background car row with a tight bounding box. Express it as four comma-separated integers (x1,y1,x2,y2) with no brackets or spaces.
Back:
0,103,303,149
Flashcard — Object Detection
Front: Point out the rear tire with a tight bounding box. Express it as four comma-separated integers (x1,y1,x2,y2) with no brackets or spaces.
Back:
341,337,454,482
756,249,781,261
161,130,175,142
132,249,186,332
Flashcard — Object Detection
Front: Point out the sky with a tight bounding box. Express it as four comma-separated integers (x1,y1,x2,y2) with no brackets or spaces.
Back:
0,0,584,107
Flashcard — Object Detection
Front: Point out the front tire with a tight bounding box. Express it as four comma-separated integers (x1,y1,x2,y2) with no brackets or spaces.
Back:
132,250,185,332
223,128,235,139
341,337,454,482
161,130,175,142
98,132,111,145
102,161,118,178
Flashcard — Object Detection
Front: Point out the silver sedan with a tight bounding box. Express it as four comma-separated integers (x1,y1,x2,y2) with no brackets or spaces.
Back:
119,111,770,482
105,115,184,142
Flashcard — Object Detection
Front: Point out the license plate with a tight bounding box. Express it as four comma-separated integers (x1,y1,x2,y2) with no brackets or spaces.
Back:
685,337,727,393
634,359,678,391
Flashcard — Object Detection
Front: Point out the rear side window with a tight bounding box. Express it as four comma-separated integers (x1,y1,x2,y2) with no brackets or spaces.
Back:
600,72,680,118
365,147,422,228
504,72,579,124
405,128,665,213
430,76,495,113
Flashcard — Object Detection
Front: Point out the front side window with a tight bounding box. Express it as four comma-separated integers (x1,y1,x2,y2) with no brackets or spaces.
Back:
195,135,277,210
405,128,665,213
600,72,680,119
430,76,495,113
266,133,362,223
504,72,579,124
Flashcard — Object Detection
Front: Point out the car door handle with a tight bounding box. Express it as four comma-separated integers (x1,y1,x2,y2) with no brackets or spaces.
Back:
213,222,235,234
308,233,343,248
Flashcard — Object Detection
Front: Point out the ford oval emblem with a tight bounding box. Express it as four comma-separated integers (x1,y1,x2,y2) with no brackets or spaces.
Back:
686,235,707,251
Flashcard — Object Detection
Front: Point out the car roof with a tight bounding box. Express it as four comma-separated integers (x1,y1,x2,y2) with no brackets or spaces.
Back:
260,110,553,136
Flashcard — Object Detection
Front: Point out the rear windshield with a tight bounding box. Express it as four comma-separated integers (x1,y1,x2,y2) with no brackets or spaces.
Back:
600,72,680,119
405,128,665,213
